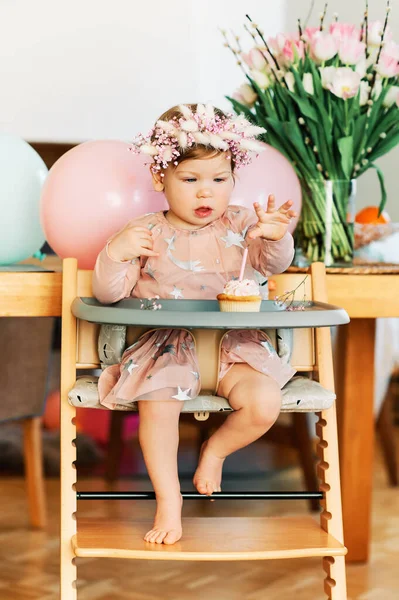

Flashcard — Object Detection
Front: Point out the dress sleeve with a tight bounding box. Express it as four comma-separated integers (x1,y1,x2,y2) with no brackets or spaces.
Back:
230,205,295,277
92,243,141,304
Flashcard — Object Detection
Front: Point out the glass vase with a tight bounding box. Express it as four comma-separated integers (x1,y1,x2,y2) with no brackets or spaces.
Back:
293,178,356,267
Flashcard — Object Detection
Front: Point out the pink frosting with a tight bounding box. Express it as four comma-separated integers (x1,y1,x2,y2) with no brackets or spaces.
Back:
222,278,261,297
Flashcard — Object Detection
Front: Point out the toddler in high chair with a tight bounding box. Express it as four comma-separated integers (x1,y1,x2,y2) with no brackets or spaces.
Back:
93,103,297,545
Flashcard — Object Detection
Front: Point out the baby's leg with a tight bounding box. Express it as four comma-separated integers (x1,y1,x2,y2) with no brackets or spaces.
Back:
193,363,281,495
138,400,183,544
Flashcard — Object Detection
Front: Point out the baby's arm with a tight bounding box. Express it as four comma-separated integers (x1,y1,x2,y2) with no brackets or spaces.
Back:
92,246,141,304
248,232,294,276
92,220,159,304
231,206,295,277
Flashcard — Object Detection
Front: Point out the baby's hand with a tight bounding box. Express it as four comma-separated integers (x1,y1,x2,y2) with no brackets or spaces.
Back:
107,225,159,262
247,195,297,242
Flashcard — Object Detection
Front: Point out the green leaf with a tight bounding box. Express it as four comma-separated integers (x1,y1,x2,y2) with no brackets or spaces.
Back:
337,137,353,180
370,163,387,215
368,131,399,162
353,114,368,158
225,96,256,123
287,91,319,122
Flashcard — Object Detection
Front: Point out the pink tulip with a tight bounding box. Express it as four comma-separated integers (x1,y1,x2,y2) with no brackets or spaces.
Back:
232,83,257,107
281,38,305,65
383,41,399,61
368,21,392,47
310,33,338,63
338,38,366,65
376,51,399,79
242,48,268,71
268,33,288,56
330,22,360,41
302,27,320,43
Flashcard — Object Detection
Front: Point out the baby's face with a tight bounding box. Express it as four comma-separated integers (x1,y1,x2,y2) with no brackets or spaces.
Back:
160,153,234,230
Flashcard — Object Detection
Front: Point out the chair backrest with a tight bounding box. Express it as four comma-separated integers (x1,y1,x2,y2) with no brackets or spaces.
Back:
64,260,321,388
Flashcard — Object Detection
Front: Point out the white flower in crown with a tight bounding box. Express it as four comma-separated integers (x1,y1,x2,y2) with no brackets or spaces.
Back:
129,103,266,172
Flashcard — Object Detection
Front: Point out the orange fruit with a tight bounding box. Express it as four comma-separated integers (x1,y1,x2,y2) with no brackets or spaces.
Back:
355,206,390,224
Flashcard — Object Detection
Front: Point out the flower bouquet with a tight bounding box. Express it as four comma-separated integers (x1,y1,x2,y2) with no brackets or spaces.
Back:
223,2,399,265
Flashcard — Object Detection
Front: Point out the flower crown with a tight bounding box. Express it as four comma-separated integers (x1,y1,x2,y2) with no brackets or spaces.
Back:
130,103,266,173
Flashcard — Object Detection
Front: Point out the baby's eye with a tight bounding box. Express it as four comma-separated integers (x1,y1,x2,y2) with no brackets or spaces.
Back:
183,178,197,183
214,178,227,183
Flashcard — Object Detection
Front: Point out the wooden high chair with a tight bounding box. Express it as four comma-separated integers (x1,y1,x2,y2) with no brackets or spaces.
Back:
60,258,348,599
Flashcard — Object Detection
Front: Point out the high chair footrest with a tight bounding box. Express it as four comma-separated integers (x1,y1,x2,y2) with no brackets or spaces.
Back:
77,491,323,500
73,516,346,561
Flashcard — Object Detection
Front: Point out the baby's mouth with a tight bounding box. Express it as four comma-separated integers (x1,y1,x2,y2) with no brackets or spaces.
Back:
194,206,213,218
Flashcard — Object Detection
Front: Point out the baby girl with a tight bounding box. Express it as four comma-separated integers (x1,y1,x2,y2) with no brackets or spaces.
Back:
93,103,297,545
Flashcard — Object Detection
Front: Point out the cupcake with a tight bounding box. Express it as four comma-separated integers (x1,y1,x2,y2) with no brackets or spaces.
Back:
217,279,262,312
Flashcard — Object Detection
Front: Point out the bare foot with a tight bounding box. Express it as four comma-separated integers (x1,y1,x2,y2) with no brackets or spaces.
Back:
144,492,183,545
193,441,225,496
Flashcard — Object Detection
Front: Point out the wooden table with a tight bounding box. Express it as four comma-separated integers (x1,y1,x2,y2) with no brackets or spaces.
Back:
325,269,399,562
0,257,62,527
1,259,397,561
289,264,399,562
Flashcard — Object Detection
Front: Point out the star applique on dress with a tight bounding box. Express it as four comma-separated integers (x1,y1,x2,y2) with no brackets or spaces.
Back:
125,360,139,374
165,234,205,272
170,286,184,299
172,386,192,400
261,339,277,357
221,229,245,248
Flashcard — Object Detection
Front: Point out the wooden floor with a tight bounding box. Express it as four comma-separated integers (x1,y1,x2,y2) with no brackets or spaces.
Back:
0,439,398,599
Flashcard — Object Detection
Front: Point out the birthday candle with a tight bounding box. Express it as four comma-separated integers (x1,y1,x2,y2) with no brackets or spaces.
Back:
239,248,248,282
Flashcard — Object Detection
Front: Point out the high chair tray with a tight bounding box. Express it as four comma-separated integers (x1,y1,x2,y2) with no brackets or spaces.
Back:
72,297,349,329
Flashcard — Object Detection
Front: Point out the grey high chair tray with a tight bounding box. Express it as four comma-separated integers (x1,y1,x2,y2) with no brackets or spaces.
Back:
72,298,349,329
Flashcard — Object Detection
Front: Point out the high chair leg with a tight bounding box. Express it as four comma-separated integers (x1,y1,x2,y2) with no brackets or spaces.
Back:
60,258,78,599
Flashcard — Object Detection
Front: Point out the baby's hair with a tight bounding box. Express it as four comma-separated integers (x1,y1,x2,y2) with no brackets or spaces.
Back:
152,103,236,173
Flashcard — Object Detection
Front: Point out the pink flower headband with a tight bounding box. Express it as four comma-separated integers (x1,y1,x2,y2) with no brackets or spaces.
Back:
129,103,266,173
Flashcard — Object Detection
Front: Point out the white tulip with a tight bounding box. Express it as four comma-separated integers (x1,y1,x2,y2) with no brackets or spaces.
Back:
383,86,399,108
329,68,361,100
359,81,370,106
355,58,367,79
284,72,295,92
303,73,314,95
251,69,271,90
372,79,383,100
320,66,337,89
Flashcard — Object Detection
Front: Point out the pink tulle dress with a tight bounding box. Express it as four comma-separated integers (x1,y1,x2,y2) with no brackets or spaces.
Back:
92,206,296,409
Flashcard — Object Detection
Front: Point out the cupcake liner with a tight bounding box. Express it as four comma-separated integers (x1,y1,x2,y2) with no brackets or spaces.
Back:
218,299,261,312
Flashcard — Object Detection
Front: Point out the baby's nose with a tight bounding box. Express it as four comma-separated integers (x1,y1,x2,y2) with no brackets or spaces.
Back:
197,188,212,198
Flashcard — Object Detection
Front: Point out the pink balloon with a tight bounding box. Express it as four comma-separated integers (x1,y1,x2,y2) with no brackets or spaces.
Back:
230,144,302,233
40,140,167,269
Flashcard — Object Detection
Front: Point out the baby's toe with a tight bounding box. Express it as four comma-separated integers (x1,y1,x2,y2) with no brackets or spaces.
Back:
196,479,208,495
154,530,167,544
206,481,215,496
163,529,181,545
146,529,160,543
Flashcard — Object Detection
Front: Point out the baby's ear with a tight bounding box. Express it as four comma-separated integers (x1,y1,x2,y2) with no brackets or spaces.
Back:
151,168,164,192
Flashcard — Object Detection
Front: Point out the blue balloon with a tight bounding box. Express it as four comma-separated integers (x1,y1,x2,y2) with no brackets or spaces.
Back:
0,133,48,265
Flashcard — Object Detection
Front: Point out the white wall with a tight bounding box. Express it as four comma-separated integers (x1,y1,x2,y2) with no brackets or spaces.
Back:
2,0,397,219
284,0,399,219
0,0,285,141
